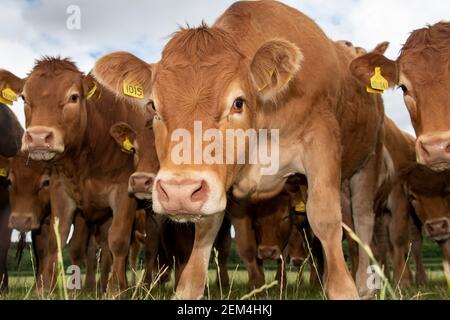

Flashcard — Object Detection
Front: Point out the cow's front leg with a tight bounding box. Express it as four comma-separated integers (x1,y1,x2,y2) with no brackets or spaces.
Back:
227,199,265,289
349,143,382,297
304,126,358,300
174,213,224,300
107,189,136,298
39,181,76,295
388,184,413,288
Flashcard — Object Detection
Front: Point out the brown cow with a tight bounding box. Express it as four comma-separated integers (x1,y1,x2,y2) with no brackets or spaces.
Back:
7,153,111,291
93,1,386,299
0,58,158,296
350,22,450,171
374,117,450,286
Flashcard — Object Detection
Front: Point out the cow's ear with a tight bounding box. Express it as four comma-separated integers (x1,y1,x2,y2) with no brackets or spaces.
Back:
109,122,137,154
350,52,398,89
0,69,25,105
92,52,153,107
372,42,390,55
82,74,99,100
250,39,303,102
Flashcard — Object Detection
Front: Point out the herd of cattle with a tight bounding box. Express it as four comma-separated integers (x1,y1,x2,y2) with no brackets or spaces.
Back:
0,1,449,300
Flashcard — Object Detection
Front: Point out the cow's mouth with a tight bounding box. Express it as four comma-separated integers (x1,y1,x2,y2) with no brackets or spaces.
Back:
429,232,450,242
428,162,450,172
132,192,153,201
166,214,206,224
28,149,58,161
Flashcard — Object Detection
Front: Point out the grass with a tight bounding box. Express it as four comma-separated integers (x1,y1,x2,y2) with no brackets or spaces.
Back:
1,235,449,300
2,266,449,300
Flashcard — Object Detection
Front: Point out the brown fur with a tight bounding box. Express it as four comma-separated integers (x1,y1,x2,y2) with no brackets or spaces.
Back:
93,0,386,299
0,58,158,296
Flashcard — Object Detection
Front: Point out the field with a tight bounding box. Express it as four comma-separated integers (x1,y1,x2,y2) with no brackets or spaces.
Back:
1,238,449,301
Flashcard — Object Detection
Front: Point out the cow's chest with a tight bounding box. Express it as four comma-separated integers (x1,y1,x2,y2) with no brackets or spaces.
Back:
80,178,119,211
233,143,305,199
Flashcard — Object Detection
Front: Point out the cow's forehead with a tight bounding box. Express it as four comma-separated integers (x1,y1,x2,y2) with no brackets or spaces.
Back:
25,70,82,97
154,62,244,114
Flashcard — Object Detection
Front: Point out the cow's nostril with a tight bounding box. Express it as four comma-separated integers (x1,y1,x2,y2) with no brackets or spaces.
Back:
446,144,450,153
25,132,33,144
191,180,208,202
145,178,153,187
156,180,169,202
420,140,431,157
44,132,53,144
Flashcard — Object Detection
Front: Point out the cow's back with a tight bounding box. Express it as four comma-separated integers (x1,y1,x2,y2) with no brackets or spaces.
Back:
216,1,383,179
0,104,23,158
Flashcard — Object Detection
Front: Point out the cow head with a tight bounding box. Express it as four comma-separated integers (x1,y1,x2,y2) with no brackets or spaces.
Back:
350,23,450,171
109,121,159,200
2,58,97,161
93,26,302,221
253,193,293,260
399,164,450,242
8,154,50,232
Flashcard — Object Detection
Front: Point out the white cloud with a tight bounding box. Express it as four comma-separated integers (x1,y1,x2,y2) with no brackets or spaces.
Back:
1,0,449,134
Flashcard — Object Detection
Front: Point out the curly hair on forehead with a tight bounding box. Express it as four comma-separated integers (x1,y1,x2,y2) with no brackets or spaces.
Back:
161,22,245,65
400,22,450,61
30,56,80,77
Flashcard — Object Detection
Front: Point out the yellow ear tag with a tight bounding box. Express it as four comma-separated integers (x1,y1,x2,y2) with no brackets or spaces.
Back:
0,168,7,177
295,201,306,213
0,88,17,105
87,83,97,100
123,81,144,99
367,67,388,94
122,137,134,154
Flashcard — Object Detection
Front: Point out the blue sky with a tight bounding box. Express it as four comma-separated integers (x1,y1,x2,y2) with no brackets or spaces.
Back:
1,0,449,134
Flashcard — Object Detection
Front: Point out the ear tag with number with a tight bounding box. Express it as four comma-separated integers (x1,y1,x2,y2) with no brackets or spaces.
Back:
123,81,144,99
367,67,388,94
0,88,17,105
295,201,306,213
122,137,134,154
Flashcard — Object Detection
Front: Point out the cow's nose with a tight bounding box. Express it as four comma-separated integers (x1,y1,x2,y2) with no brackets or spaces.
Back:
425,218,450,241
416,133,450,168
9,215,33,232
257,246,281,260
129,173,154,194
290,257,305,267
156,179,209,213
24,128,54,150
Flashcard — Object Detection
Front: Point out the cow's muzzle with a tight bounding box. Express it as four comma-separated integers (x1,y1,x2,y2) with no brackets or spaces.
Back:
129,172,154,200
425,218,450,241
416,132,450,171
257,245,282,260
22,126,64,160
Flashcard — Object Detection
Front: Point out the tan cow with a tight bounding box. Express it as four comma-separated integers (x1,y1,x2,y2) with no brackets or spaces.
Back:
93,1,386,299
350,22,450,171
0,58,158,296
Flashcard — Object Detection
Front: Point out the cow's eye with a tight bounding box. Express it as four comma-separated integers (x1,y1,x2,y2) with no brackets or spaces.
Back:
20,95,26,103
70,94,79,103
231,98,245,114
41,179,50,188
399,84,409,95
150,100,156,112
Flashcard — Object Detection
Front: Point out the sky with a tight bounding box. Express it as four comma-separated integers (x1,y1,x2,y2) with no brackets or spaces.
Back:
1,0,449,241
1,0,449,134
